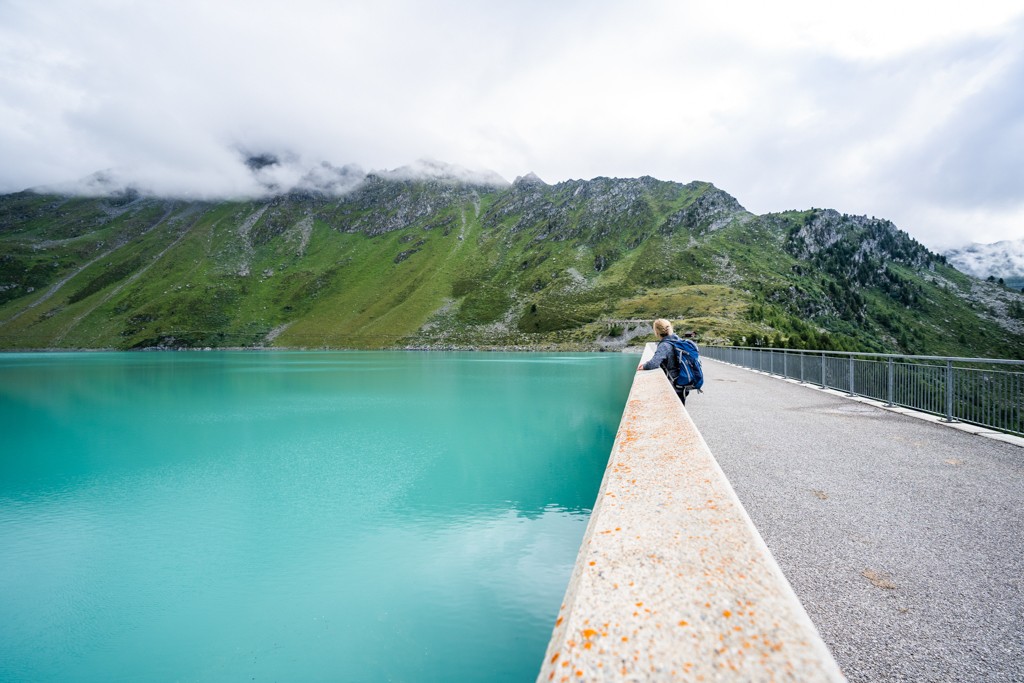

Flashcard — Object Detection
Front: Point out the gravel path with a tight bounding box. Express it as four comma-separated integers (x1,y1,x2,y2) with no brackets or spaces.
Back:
685,360,1024,683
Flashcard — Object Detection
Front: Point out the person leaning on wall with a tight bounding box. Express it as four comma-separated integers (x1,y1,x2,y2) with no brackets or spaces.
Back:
636,318,689,404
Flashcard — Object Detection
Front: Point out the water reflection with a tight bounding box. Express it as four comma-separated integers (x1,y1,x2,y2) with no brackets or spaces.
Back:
0,351,635,682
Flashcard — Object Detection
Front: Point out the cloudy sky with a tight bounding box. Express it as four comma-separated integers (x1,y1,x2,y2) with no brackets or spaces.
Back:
1,0,1022,250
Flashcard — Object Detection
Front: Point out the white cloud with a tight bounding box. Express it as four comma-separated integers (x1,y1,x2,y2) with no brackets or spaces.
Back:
681,0,1024,61
907,203,1024,252
945,235,1024,278
1,0,1023,249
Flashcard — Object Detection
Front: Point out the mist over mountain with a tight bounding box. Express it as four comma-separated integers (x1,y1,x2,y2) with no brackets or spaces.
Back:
2,164,1022,358
33,155,510,201
944,238,1024,290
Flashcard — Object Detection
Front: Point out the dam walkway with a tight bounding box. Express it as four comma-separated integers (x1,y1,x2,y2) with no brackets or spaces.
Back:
686,359,1024,682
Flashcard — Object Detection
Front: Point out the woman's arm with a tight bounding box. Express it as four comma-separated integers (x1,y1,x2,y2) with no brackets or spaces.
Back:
637,340,670,371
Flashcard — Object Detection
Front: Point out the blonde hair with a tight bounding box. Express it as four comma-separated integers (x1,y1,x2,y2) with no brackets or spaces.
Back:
653,318,673,338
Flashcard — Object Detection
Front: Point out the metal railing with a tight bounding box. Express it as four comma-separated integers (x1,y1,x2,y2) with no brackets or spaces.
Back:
703,346,1024,437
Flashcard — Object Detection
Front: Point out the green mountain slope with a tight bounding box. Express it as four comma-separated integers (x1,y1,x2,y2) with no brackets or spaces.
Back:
1,173,1022,358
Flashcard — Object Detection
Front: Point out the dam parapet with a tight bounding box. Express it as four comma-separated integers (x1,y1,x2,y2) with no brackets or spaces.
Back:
536,343,846,682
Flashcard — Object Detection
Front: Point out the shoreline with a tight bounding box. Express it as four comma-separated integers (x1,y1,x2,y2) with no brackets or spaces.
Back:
0,344,649,354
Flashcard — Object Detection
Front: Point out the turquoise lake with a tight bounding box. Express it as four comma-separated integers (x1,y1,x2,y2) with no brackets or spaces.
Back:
0,351,636,682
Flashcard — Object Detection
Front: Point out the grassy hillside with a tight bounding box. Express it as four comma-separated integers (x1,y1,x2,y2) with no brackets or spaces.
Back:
1,175,1023,359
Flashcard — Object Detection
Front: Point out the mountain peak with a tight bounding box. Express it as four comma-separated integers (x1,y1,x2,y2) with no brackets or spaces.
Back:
378,159,509,188
513,172,546,187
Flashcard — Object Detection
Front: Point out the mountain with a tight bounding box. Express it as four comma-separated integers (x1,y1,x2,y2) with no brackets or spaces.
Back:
1,168,1023,358
944,238,1024,291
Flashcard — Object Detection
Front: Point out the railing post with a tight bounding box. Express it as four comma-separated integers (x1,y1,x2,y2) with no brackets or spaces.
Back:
848,356,855,396
821,352,827,389
784,351,788,379
945,360,955,422
887,357,894,407
799,352,805,383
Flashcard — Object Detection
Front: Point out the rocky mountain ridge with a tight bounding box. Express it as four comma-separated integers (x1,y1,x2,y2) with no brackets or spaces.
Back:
1,168,1022,358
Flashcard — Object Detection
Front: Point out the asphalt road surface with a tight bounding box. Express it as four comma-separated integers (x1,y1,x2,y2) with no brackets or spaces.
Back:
685,359,1024,683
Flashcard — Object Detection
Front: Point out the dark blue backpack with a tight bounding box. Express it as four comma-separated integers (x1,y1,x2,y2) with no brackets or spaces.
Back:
666,338,704,391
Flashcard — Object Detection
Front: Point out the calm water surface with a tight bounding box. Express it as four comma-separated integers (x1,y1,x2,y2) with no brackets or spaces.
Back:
0,351,635,682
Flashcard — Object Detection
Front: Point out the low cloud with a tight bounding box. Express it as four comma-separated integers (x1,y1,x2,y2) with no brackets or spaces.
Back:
36,154,508,200
375,159,508,188
946,237,1024,278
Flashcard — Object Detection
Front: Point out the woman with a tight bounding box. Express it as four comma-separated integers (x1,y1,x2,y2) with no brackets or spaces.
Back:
636,318,689,404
